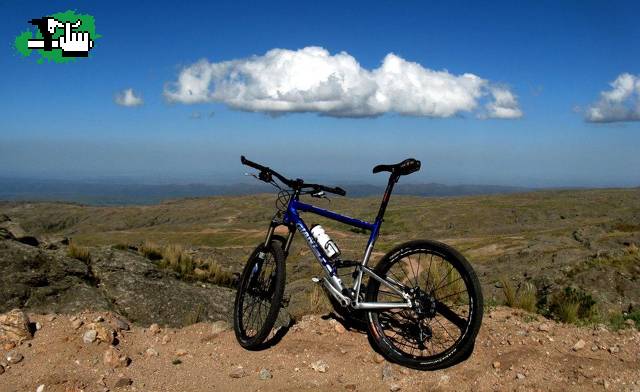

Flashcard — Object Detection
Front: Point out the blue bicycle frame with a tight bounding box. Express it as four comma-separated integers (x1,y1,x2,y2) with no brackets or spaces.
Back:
264,180,413,310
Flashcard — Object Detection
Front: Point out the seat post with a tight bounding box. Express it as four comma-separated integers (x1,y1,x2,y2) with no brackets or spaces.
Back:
375,174,399,223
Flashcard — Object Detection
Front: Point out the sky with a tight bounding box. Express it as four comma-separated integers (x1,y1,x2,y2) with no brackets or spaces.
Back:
1,0,639,187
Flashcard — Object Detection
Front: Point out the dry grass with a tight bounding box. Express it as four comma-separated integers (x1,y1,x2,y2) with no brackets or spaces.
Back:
140,241,163,260
518,282,537,312
500,278,517,308
501,278,537,312
139,242,234,286
67,242,91,262
307,285,332,314
557,301,580,324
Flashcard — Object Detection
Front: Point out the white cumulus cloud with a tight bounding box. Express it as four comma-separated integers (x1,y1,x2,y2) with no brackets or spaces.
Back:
115,88,144,107
164,47,521,119
586,73,640,123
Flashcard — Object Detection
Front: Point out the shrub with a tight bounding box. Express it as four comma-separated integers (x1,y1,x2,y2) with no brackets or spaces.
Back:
67,242,91,262
550,286,597,324
500,278,517,308
112,243,129,251
518,282,537,312
500,278,538,312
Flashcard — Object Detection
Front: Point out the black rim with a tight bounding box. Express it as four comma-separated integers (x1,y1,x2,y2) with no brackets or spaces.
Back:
373,249,473,360
238,247,278,340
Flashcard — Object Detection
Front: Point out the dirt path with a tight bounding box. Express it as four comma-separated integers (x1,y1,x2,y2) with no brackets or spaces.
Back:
1,307,639,392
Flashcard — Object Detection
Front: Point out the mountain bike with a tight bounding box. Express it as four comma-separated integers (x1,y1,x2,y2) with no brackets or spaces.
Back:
233,156,483,370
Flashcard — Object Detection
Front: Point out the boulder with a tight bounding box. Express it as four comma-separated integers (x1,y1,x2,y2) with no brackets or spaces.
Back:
89,247,234,327
0,238,234,327
0,309,32,344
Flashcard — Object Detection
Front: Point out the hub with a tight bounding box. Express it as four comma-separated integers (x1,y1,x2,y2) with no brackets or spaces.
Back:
411,287,437,319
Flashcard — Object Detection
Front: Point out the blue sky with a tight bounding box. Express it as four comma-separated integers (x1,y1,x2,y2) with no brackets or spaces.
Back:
1,0,639,187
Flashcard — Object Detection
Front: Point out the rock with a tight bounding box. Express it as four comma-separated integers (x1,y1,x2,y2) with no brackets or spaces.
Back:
258,368,272,380
0,240,110,315
5,350,24,364
345,384,357,390
161,335,171,345
625,318,635,327
35,322,42,331
93,316,104,323
492,361,501,369
211,320,229,336
572,339,586,351
389,383,401,392
373,353,385,364
0,244,234,327
175,349,188,357
46,315,56,322
229,366,246,378
148,323,161,334
83,329,97,344
334,324,346,334
608,345,620,354
103,347,130,368
87,322,115,345
0,364,4,375
36,385,45,392
591,345,599,351
113,377,132,388
382,363,394,381
439,374,450,384
71,320,84,330
112,317,130,332
3,342,16,350
538,323,551,332
516,373,526,380
0,309,32,343
145,348,159,357
310,359,329,373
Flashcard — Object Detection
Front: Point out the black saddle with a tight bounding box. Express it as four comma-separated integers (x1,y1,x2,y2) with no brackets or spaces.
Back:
373,158,421,176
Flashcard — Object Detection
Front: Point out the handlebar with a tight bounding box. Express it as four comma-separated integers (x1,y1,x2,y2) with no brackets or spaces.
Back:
241,155,346,196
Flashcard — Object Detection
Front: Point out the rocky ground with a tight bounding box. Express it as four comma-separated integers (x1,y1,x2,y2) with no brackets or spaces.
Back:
0,230,234,327
0,307,639,392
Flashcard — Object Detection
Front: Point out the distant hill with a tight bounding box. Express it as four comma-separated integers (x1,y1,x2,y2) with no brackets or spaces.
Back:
0,177,532,205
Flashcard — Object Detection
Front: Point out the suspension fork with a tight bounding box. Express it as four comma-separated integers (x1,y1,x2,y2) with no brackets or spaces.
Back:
263,221,296,255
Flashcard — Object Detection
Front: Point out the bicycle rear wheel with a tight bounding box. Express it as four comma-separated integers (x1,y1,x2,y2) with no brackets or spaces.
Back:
366,240,483,370
233,241,286,349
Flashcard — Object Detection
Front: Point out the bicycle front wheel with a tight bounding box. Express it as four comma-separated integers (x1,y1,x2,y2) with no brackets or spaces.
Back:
366,240,483,370
233,241,285,349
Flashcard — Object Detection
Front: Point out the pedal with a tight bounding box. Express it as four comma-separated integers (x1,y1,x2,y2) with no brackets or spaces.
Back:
311,277,321,283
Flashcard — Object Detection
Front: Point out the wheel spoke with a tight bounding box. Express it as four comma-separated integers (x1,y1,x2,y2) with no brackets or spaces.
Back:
435,301,468,331
373,248,478,363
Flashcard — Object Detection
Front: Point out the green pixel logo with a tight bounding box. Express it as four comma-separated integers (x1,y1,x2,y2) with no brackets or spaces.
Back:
15,10,101,64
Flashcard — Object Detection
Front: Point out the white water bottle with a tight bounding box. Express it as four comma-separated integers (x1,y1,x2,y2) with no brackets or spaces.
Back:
310,225,341,259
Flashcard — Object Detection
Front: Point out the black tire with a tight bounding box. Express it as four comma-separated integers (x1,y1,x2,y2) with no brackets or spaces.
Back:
366,240,483,370
233,241,286,350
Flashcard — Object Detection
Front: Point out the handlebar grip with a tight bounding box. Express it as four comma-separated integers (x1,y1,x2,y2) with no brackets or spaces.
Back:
240,155,266,171
333,187,346,196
